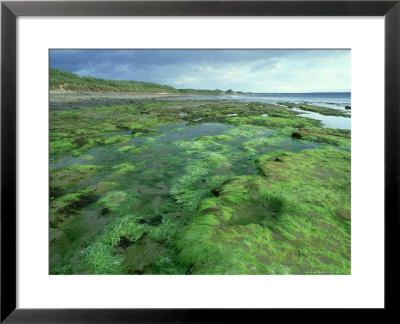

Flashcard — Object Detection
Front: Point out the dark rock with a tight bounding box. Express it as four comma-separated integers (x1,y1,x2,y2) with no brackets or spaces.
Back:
73,137,89,147
345,105,351,110
148,215,163,226
291,131,303,139
211,186,223,197
137,215,162,226
117,235,133,249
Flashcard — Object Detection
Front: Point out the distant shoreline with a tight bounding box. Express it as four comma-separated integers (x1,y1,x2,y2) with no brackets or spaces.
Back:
50,89,185,100
49,90,195,110
49,90,350,111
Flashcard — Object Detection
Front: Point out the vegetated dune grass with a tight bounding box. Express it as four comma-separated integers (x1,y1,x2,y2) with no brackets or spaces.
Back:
50,68,228,94
50,68,180,93
49,99,351,275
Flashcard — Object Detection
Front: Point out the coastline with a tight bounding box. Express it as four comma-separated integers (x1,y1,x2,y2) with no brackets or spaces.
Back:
50,90,184,109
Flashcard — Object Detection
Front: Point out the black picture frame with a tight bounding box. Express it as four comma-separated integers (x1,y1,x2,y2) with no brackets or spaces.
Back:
1,0,399,322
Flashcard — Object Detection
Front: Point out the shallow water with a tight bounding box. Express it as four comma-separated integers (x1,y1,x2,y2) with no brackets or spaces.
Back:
50,119,323,272
291,109,351,130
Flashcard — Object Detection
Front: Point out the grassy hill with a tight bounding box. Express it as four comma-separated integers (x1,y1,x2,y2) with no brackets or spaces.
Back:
50,68,235,95
50,68,180,93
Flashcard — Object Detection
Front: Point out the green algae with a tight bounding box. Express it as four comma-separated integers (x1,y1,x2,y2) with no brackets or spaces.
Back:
97,191,127,215
291,127,351,149
82,155,94,161
49,98,351,275
242,137,273,153
170,152,233,212
175,148,351,274
83,214,145,274
104,134,132,145
49,100,326,160
50,164,102,198
278,102,350,117
88,181,117,194
50,102,186,160
174,136,229,154
81,195,190,274
122,237,167,274
116,144,148,154
50,189,96,227
196,135,232,142
228,115,322,129
112,162,135,175
226,124,268,138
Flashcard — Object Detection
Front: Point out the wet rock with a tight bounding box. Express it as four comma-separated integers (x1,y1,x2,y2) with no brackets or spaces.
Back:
138,215,163,226
117,232,148,249
73,137,89,147
149,215,163,226
345,105,351,110
291,131,303,139
211,186,223,197
118,125,130,130
117,235,134,249
131,128,151,134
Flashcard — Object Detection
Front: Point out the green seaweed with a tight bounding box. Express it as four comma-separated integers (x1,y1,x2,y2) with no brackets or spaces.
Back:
112,162,135,175
116,144,148,154
97,191,127,215
278,102,350,117
291,128,351,149
175,148,351,274
83,214,145,274
50,164,102,198
242,137,274,153
196,135,232,142
50,189,96,227
170,152,233,212
49,98,351,275
228,115,322,129
88,181,118,195
226,124,269,138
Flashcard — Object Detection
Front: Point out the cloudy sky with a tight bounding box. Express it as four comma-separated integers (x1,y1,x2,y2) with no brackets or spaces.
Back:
50,49,350,93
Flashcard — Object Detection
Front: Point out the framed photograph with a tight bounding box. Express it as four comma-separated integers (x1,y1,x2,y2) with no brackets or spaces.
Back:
1,0,399,321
